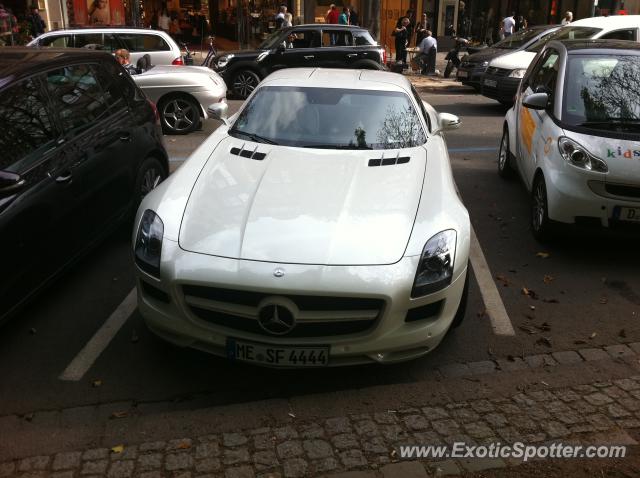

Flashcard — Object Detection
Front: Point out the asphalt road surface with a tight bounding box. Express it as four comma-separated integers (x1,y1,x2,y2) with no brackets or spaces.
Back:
1,92,639,428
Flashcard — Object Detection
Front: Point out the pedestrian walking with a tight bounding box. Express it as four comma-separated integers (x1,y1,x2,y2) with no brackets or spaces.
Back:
275,5,286,29
349,5,359,26
415,12,430,46
561,11,573,25
27,7,46,38
502,12,515,37
325,4,339,24
393,17,410,65
338,7,349,25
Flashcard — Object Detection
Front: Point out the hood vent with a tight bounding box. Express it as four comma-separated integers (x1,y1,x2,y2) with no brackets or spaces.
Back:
230,146,266,161
368,155,410,167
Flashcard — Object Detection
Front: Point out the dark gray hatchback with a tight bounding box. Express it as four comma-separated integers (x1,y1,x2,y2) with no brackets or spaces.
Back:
0,48,168,323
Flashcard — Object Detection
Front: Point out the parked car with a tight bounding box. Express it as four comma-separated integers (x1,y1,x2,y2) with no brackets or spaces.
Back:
27,28,186,66
131,64,227,134
499,40,640,240
208,24,386,98
0,48,168,324
482,15,640,105
133,67,470,367
456,25,559,91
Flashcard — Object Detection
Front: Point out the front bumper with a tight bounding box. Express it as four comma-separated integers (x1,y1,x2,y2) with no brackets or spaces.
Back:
190,88,226,118
136,240,468,366
481,74,520,103
456,64,487,88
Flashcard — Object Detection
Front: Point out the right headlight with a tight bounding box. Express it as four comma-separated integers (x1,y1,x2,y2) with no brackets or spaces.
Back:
217,54,234,68
134,209,164,278
411,230,457,298
558,136,608,172
508,68,527,78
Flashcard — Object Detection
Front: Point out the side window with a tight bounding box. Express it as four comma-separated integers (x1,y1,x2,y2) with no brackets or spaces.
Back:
530,50,559,96
323,30,353,46
283,31,319,49
115,33,138,51
74,33,105,50
141,34,170,51
45,64,111,134
91,62,130,110
353,30,375,46
39,35,72,47
411,85,431,132
103,33,120,52
600,29,637,41
0,77,56,172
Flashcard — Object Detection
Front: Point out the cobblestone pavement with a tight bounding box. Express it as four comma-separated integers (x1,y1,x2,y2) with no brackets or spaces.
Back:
5,341,640,478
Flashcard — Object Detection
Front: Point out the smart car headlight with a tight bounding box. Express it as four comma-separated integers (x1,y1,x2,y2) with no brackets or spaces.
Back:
217,54,234,68
508,68,527,78
134,209,164,278
558,137,608,173
411,230,457,298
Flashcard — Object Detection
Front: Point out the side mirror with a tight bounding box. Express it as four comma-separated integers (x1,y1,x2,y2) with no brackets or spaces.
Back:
0,170,25,196
438,112,461,131
522,92,549,110
207,102,229,124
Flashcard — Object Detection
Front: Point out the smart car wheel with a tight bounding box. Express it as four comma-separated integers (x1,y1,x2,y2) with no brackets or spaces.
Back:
232,70,260,99
497,127,514,178
160,96,201,135
531,173,555,242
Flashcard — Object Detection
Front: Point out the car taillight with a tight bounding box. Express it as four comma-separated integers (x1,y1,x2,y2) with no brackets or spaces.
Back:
379,48,386,64
172,56,184,65
148,99,160,124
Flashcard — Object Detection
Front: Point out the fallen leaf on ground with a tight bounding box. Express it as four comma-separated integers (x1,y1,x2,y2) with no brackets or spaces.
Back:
530,305,536,311
590,332,597,340
177,442,191,450
288,412,296,418
536,252,550,258
111,411,128,419
92,380,102,388
496,274,511,286
600,297,608,304
543,275,554,284
542,298,559,304
522,288,539,299
541,381,549,386
518,325,537,334
111,445,124,454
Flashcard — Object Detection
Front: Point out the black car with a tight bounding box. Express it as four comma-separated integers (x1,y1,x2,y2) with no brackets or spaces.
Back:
209,24,386,98
456,25,559,91
0,48,168,323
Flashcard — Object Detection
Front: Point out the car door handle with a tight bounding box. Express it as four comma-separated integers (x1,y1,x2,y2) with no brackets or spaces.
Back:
55,171,73,184
304,55,314,59
119,132,131,142
346,54,358,58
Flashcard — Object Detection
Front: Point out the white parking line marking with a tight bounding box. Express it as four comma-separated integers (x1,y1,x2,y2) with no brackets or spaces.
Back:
59,288,137,381
469,226,515,336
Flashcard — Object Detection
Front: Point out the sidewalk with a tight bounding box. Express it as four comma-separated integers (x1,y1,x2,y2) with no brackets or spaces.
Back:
4,342,640,477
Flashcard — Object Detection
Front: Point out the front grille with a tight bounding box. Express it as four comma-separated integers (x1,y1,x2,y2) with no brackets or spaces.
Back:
485,67,511,77
182,285,385,338
606,184,640,199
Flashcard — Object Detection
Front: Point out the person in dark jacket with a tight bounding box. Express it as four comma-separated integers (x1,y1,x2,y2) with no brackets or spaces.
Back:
28,7,46,37
394,17,410,65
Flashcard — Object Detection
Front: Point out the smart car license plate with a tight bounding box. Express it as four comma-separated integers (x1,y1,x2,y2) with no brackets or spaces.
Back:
484,78,497,87
226,339,329,367
457,70,468,78
615,206,640,222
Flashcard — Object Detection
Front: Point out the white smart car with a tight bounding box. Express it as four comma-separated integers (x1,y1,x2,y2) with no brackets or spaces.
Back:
499,39,640,240
133,68,470,367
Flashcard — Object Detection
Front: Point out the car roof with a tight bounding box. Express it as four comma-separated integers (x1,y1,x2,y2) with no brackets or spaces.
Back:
569,15,640,29
260,68,411,93
283,23,369,31
0,47,113,83
549,38,640,54
40,27,171,35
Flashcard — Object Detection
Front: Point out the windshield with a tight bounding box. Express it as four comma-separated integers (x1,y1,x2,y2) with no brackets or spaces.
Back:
259,30,284,49
229,86,426,149
492,27,546,50
527,26,602,53
563,54,640,134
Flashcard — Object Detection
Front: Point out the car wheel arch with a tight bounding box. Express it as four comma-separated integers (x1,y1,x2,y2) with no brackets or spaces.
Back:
352,59,384,70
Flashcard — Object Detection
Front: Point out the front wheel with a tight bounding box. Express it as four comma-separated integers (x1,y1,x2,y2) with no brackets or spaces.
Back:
444,60,454,78
497,127,514,178
232,69,261,99
531,173,556,242
134,157,167,207
159,96,201,135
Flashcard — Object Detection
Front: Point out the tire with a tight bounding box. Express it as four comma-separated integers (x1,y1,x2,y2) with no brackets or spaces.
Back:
352,60,384,70
497,127,515,179
444,60,454,78
231,69,261,99
159,96,201,135
531,173,556,242
450,264,470,329
134,157,167,208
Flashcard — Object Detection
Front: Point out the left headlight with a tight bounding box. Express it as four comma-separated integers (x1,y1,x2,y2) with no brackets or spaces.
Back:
135,209,164,278
411,230,457,298
508,68,527,78
558,136,608,172
217,54,234,68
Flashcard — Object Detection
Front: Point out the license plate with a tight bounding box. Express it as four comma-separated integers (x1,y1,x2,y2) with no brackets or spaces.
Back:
457,70,468,78
226,339,329,367
484,78,497,87
615,206,640,222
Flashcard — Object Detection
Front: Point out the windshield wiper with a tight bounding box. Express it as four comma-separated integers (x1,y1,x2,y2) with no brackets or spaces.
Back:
230,130,279,145
302,144,372,149
580,119,640,126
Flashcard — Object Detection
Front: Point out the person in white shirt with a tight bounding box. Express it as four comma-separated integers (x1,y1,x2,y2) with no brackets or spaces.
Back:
561,11,573,25
416,31,437,75
502,12,515,37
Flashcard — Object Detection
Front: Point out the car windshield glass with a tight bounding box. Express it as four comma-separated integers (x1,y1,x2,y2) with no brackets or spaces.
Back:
563,54,640,134
229,86,427,149
492,28,545,49
526,26,602,53
259,30,284,49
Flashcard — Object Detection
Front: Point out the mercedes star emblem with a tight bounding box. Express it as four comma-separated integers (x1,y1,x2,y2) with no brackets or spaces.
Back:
258,304,296,335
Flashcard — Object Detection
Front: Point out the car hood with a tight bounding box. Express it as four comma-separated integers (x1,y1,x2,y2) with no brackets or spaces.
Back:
137,64,214,77
217,49,262,61
464,47,513,63
489,50,536,70
179,138,427,265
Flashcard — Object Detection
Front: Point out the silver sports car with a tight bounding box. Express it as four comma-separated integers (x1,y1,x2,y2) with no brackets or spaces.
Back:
132,65,227,135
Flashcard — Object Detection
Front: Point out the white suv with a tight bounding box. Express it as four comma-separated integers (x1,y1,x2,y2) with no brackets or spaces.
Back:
28,28,184,66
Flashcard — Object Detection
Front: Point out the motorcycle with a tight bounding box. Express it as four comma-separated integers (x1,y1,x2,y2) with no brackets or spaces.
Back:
444,36,469,78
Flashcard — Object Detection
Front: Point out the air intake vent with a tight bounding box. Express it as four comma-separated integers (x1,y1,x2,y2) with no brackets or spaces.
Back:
230,146,266,161
368,156,410,167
